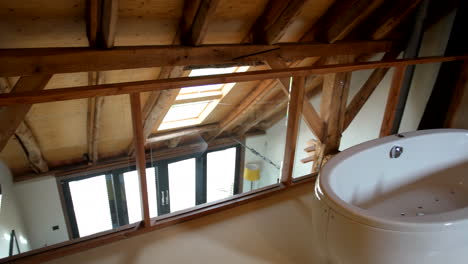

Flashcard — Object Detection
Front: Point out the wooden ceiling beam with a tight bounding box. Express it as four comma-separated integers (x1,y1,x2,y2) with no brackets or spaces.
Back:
87,72,105,164
0,40,394,77
372,0,424,40
0,75,52,152
302,0,385,43
0,55,466,107
186,0,221,46
15,122,48,173
85,0,101,47
147,123,219,144
100,0,118,48
247,0,291,43
180,0,202,45
343,51,400,130
261,0,311,44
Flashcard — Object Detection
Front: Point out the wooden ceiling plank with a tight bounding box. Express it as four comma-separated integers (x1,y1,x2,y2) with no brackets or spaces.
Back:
0,55,466,107
343,51,400,130
263,0,311,44
15,121,48,173
0,41,394,77
129,93,151,228
0,74,52,152
281,76,305,185
380,65,406,137
189,0,221,46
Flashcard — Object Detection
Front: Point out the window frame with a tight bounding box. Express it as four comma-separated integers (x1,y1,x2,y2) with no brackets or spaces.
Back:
59,144,242,239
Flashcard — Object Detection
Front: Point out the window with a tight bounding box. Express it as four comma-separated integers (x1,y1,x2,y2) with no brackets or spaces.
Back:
158,66,249,131
60,145,241,238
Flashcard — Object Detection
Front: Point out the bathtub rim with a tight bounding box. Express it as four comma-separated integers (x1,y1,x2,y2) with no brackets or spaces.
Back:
317,129,468,232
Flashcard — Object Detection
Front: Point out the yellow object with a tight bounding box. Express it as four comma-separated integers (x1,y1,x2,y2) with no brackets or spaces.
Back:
243,163,260,181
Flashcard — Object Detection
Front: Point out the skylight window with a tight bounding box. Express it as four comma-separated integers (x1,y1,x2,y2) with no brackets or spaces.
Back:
158,66,249,131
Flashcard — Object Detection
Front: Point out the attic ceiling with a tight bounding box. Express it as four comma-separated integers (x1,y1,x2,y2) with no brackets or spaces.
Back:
0,0,444,178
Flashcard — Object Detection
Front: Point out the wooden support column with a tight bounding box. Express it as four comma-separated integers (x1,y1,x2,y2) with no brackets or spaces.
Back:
129,93,151,228
281,76,305,186
380,66,406,137
313,56,353,172
0,75,52,152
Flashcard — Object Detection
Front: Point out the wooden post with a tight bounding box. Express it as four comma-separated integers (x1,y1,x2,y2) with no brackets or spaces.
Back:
129,93,151,228
380,66,406,137
281,76,305,185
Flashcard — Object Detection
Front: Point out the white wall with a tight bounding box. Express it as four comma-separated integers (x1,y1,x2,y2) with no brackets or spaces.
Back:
45,182,319,264
14,176,69,250
245,11,456,181
0,161,30,258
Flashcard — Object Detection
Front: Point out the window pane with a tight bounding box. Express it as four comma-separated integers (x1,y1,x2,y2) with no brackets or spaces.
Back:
123,168,158,223
69,175,112,237
168,158,196,212
207,148,236,202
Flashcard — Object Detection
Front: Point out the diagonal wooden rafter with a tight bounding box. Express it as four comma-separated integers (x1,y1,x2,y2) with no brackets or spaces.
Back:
266,58,326,142
15,121,48,173
260,0,312,44
343,51,400,130
371,0,424,40
246,0,291,43
186,0,221,46
236,74,323,136
0,75,51,175
0,75,52,152
303,0,385,43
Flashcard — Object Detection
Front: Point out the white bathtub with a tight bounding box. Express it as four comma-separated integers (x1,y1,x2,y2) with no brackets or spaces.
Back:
312,129,468,264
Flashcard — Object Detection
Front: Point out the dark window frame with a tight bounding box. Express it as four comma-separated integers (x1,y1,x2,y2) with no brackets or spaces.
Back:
60,144,242,239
